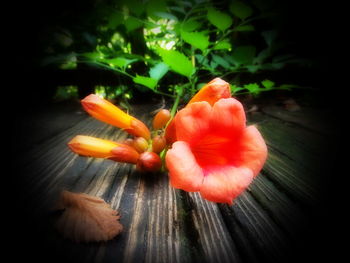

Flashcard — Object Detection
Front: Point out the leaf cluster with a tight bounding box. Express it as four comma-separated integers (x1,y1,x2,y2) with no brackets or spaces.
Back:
43,0,304,99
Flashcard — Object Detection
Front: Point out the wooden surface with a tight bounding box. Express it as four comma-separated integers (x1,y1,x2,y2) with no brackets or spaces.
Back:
13,102,336,263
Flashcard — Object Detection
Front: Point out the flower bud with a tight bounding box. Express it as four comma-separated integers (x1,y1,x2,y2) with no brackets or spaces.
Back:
123,138,134,147
164,120,177,145
152,135,166,153
136,152,162,172
68,135,139,163
81,94,150,139
133,137,149,153
152,109,171,130
187,78,231,106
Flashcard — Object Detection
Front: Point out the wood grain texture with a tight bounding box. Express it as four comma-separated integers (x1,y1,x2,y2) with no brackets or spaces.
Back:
15,104,331,263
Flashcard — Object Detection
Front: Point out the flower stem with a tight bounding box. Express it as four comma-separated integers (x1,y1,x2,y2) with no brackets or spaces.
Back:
170,85,183,118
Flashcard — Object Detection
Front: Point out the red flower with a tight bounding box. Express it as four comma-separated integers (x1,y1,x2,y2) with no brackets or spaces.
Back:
165,98,267,204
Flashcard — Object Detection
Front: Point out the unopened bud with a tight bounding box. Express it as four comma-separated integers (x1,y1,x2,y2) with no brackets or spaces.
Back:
136,152,162,172
152,109,171,130
81,94,150,139
133,137,149,153
152,135,166,153
123,138,134,146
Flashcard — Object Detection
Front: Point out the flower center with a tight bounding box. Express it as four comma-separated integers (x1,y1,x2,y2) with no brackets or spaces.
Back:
191,134,233,168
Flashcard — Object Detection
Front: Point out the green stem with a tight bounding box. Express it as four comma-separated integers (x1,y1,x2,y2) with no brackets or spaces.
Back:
79,60,134,79
170,85,183,118
153,90,175,98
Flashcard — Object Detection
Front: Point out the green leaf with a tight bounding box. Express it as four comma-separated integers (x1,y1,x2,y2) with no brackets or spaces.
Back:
229,1,253,20
153,12,178,21
196,82,206,90
103,57,137,69
181,19,202,32
230,84,245,94
133,75,158,90
195,54,210,68
253,49,271,64
125,17,143,32
231,45,256,65
181,30,209,52
207,7,233,31
262,30,277,47
210,60,218,70
261,79,275,90
146,0,167,19
123,0,145,16
243,83,260,94
213,40,232,50
107,13,124,29
211,54,231,69
170,6,186,14
157,48,195,77
149,62,169,80
234,24,255,32
81,52,103,60
246,65,260,73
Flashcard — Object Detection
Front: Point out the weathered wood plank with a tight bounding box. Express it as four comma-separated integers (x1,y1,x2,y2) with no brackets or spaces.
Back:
248,175,307,239
261,105,334,135
15,103,328,263
189,192,241,263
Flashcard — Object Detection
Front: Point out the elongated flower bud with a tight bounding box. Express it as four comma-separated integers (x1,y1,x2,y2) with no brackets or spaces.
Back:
68,135,139,164
152,109,171,130
187,78,231,106
152,135,166,153
136,152,162,172
81,94,150,139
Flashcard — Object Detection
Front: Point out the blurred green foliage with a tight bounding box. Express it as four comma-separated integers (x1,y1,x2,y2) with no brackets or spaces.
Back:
44,0,305,101
54,86,79,101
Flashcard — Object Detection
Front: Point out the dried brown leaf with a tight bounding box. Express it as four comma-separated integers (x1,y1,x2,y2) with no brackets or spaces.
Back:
55,191,123,242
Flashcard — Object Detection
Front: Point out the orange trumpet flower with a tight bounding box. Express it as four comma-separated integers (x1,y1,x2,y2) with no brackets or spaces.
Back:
81,94,150,139
68,135,140,164
165,98,267,204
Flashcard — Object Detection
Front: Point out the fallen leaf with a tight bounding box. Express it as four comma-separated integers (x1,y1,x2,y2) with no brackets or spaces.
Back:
55,191,123,242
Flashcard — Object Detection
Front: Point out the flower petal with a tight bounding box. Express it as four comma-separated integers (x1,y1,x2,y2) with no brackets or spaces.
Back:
238,125,268,177
188,78,231,106
211,98,246,136
175,101,212,144
200,166,254,204
166,141,204,192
